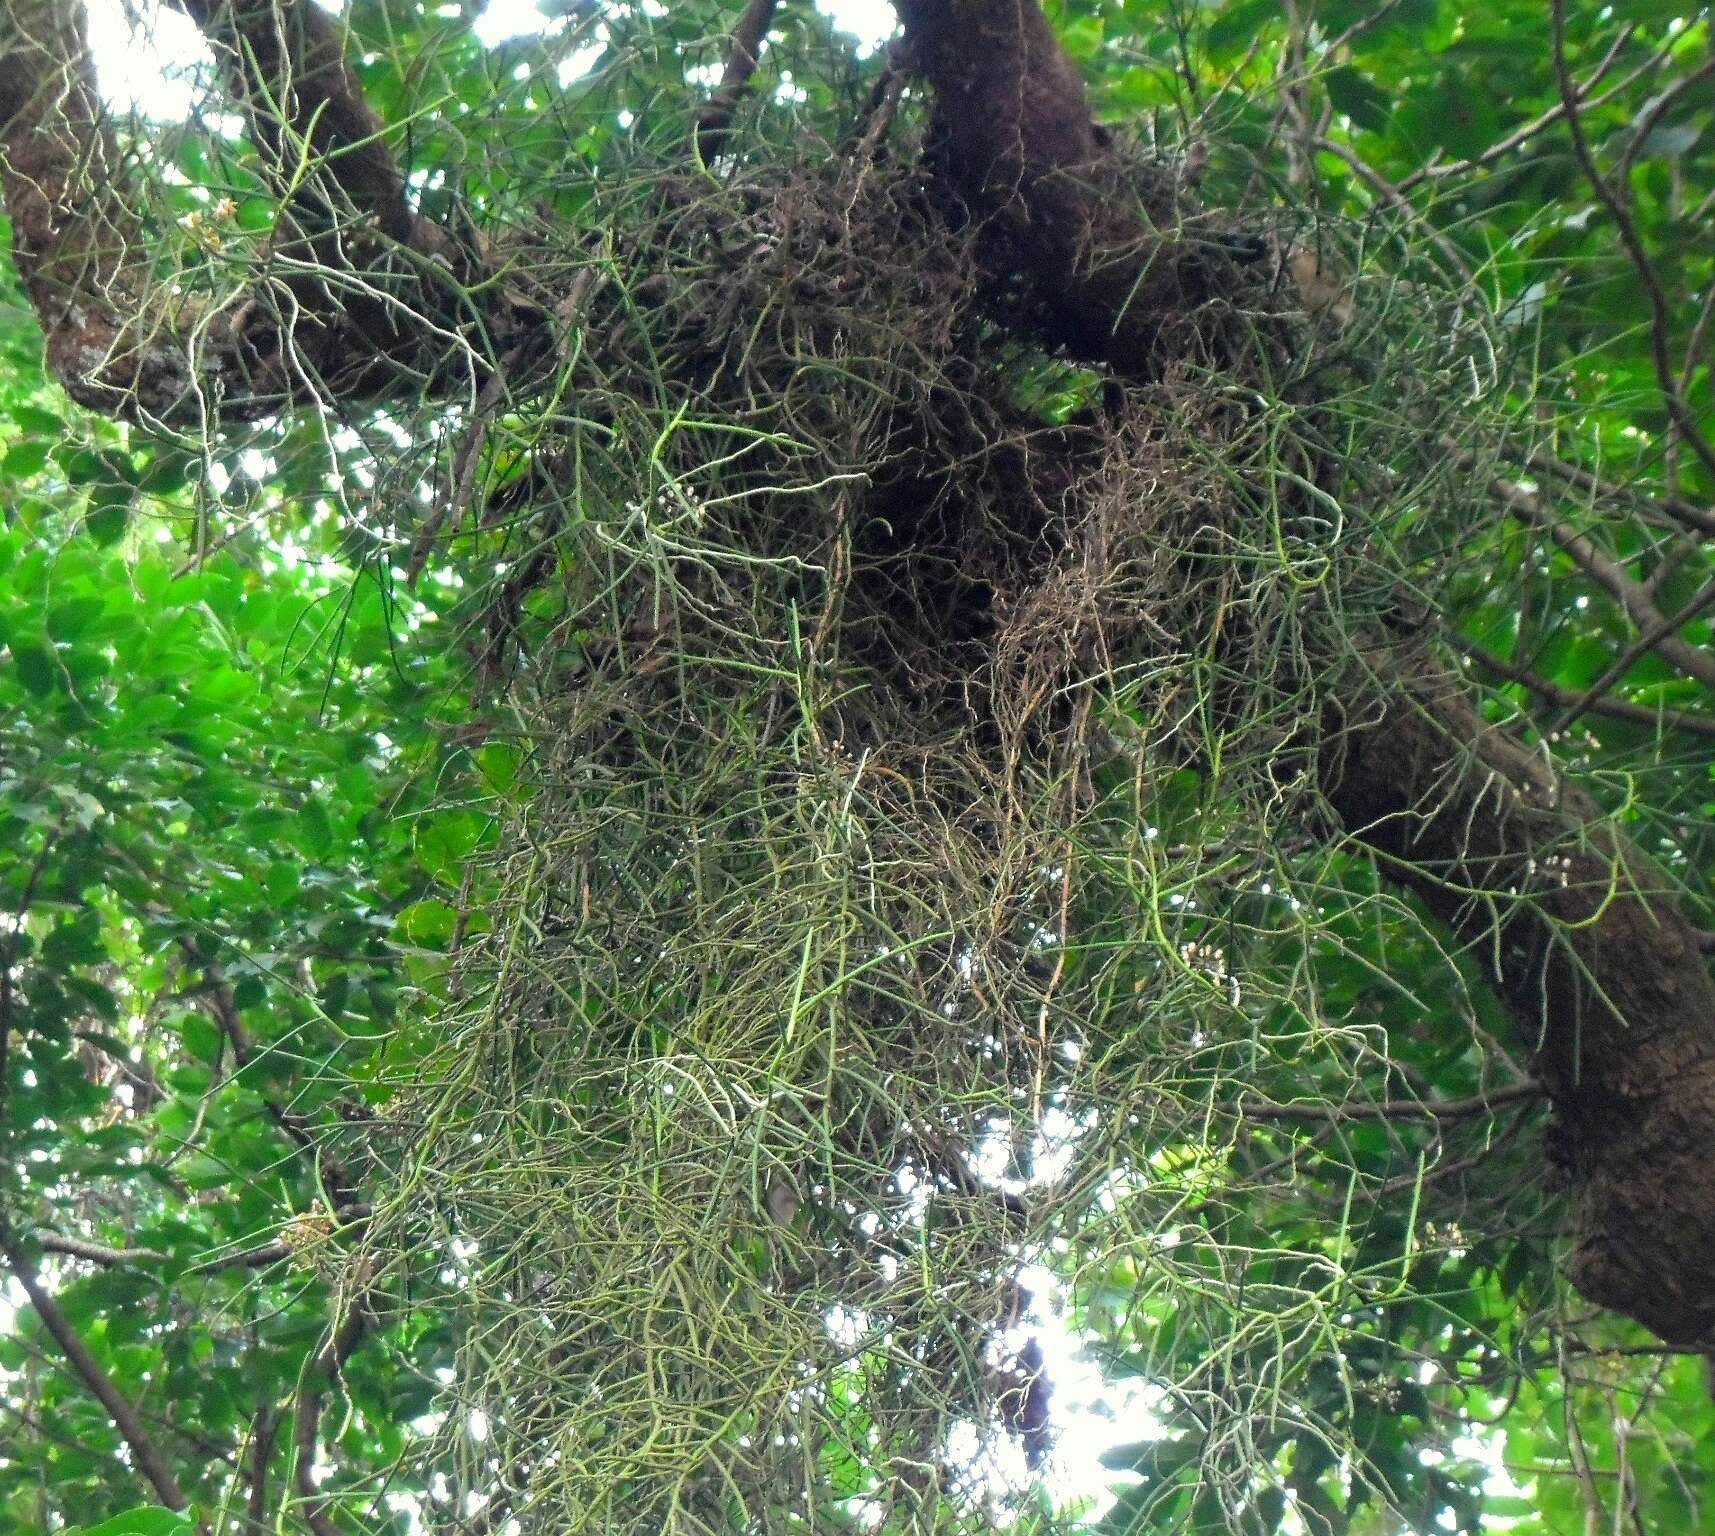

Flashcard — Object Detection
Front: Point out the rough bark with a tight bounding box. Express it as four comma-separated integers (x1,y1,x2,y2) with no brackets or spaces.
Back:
1322,643,1715,1343
0,0,486,422
171,0,465,266
894,0,1251,367
0,0,194,418
894,0,1715,1344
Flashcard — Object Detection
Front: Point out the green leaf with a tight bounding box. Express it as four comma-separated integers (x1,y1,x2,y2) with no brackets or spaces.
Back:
3,439,49,477
66,1509,196,1536
10,404,62,435
1325,67,1391,132
11,643,56,695
397,898,457,946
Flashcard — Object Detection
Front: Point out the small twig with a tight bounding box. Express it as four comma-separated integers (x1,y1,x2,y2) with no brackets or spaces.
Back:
1375,1103,1539,1195
407,342,525,587
1312,135,1476,287
1614,49,1715,182
1395,24,1645,195
1321,0,1405,54
1524,449,1715,539
1548,578,1715,738
1239,1079,1542,1123
176,937,358,1208
1488,471,1715,693
694,0,781,165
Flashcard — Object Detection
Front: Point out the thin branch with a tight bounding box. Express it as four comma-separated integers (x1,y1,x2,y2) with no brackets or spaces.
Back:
1549,577,1715,737
36,1233,171,1265
1240,1080,1542,1123
175,936,359,1208
1322,0,1405,55
694,0,781,165
0,1219,191,1511
1489,471,1715,693
37,1206,368,1272
292,1290,372,1536
1395,24,1649,195
1312,135,1476,288
1374,1104,1541,1196
1452,634,1715,740
0,811,64,1129
1523,449,1715,539
1550,1,1715,482
1614,45,1715,183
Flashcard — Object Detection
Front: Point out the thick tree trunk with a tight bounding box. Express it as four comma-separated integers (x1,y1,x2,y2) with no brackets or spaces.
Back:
895,0,1241,367
897,0,1715,1344
1322,642,1715,1342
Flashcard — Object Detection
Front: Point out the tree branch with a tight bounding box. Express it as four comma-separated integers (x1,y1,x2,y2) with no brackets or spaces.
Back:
36,1232,171,1265
1522,449,1715,541
0,0,488,424
170,0,466,269
883,0,1715,1348
1451,634,1715,740
1320,639,1715,1345
292,1290,372,1536
694,0,780,165
1393,24,1654,196
1489,470,1715,694
1550,1,1715,483
892,0,1255,368
0,1219,192,1511
36,1206,369,1273
1240,1080,1543,1123
1548,578,1715,737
